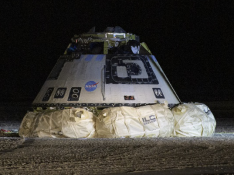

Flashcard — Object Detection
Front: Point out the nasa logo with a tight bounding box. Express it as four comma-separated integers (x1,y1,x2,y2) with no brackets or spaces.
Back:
85,81,99,92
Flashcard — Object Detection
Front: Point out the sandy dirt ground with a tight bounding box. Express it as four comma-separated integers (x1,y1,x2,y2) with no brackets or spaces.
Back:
0,101,233,174
0,135,233,175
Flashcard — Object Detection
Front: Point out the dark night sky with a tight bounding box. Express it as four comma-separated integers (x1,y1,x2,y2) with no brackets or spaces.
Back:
1,0,234,102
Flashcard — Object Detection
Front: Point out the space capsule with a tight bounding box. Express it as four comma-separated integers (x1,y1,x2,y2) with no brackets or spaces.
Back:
33,26,180,110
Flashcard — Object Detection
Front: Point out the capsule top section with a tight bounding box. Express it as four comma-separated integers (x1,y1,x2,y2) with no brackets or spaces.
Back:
88,26,127,33
65,26,152,55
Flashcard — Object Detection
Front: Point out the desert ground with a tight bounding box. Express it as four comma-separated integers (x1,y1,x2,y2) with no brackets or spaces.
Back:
0,101,233,174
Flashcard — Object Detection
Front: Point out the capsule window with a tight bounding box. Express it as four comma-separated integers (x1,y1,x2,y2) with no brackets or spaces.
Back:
68,87,81,101
72,94,78,98
124,96,135,100
54,88,67,98
42,87,54,101
72,88,79,93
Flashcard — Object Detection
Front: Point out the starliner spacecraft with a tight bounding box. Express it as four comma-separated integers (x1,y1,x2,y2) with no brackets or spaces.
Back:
33,26,180,110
